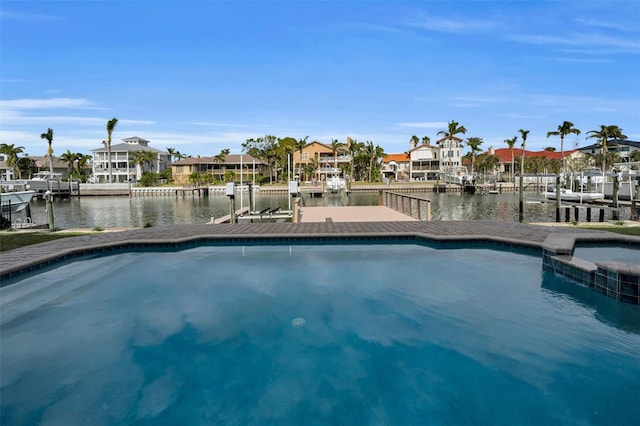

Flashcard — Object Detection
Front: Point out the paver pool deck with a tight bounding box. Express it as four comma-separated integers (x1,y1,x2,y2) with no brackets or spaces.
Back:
2,217,639,282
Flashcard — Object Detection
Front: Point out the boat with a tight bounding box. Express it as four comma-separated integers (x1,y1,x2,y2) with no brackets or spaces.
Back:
326,175,346,193
542,187,605,202
1,172,78,197
0,188,36,214
438,166,477,194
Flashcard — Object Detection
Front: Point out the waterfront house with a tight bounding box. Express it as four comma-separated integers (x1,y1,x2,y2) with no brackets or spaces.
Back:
171,154,269,185
436,135,464,169
577,139,640,165
381,153,410,181
91,137,170,183
408,142,440,181
292,139,351,180
486,147,583,178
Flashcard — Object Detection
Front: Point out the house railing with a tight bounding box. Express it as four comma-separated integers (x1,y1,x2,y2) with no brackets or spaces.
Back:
382,191,431,221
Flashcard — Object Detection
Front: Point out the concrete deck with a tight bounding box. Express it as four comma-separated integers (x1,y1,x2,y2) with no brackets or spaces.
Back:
2,221,639,282
299,206,417,222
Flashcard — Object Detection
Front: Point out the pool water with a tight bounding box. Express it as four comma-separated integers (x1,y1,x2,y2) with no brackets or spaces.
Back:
1,244,639,425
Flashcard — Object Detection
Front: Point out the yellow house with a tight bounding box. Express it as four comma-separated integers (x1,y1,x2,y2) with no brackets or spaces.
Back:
171,154,269,184
293,138,352,180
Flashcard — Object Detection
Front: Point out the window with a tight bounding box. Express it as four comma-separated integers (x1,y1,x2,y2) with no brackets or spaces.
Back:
302,153,308,160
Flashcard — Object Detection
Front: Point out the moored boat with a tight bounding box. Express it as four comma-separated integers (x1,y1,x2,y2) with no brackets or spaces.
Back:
0,189,36,214
542,187,605,202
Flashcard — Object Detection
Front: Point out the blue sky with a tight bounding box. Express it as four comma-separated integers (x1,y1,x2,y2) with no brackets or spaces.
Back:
1,0,638,158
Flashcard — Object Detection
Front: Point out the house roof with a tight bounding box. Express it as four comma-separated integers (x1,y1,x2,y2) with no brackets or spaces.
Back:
436,135,464,144
382,153,410,163
92,143,163,153
122,136,150,143
486,147,578,162
408,143,437,153
172,154,266,165
578,139,640,151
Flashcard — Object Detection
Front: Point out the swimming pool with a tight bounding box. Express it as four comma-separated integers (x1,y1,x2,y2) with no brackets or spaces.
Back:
2,244,639,425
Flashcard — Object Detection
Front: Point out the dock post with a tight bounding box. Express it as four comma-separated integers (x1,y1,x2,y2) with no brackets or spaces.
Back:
45,190,55,231
612,173,620,221
555,175,562,222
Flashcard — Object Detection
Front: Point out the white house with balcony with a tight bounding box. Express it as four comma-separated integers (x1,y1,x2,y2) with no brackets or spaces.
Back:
436,135,464,169
408,142,441,181
91,136,170,183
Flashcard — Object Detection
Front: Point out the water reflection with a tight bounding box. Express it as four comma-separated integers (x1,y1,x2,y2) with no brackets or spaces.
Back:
541,271,640,334
27,192,561,228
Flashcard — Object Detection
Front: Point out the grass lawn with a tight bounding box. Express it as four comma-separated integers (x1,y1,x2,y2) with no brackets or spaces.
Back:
0,231,90,252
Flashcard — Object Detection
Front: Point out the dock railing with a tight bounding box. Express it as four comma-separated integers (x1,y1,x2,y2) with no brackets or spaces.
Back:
382,191,431,221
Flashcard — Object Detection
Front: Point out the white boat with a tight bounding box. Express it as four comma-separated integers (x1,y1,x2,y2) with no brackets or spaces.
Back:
0,189,36,214
438,166,477,194
326,175,346,193
2,172,78,196
542,187,605,202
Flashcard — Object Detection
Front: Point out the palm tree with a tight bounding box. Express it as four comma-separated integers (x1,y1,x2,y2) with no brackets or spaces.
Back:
465,137,483,175
213,148,230,181
518,129,529,177
348,139,364,181
410,135,419,148
60,149,80,176
77,154,93,179
422,136,431,146
40,128,54,175
586,125,628,173
295,136,309,177
330,138,346,170
106,118,118,183
166,147,177,162
0,143,25,179
546,121,580,174
437,120,467,168
504,136,517,182
129,150,156,181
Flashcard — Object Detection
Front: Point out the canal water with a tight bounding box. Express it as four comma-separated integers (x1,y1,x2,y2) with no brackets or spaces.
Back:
21,192,564,229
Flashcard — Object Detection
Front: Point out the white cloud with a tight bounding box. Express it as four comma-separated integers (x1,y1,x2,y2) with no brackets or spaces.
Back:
510,32,640,52
408,16,494,34
0,98,97,110
397,121,447,129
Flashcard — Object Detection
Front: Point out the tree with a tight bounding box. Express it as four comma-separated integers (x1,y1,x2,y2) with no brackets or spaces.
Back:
40,128,54,175
546,121,580,174
348,139,364,181
106,118,118,183
437,120,467,168
410,135,419,148
0,143,25,179
16,157,37,179
77,154,93,180
60,149,80,176
213,148,231,181
518,129,529,176
504,136,517,182
295,136,309,177
465,137,483,174
586,125,628,173
166,147,177,162
422,136,431,145
129,150,156,180
330,138,346,169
